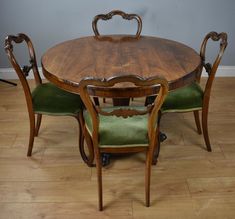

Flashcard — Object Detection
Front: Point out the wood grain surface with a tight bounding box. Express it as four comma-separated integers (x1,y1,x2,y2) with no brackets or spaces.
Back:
42,35,201,93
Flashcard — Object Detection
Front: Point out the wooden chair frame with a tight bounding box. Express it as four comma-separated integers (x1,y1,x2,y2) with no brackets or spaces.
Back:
192,32,227,151
4,33,84,157
162,31,227,152
79,75,168,210
92,10,142,38
92,10,142,105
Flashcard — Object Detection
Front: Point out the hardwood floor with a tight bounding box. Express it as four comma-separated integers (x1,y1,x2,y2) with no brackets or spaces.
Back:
0,78,235,218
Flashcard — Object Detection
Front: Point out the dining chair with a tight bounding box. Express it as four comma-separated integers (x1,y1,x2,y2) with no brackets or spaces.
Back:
79,75,168,210
4,33,86,159
147,31,228,152
92,10,143,105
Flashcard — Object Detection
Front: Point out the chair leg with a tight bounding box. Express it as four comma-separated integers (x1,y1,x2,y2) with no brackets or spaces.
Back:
152,112,162,165
77,114,95,167
77,114,84,155
27,114,36,156
202,107,212,152
145,149,152,207
84,129,95,167
78,123,85,159
95,152,103,211
35,114,42,137
193,110,202,134
152,130,160,165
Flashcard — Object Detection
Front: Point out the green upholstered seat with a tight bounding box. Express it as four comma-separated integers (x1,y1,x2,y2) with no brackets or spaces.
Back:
32,83,83,116
84,107,149,147
161,82,204,113
146,82,203,113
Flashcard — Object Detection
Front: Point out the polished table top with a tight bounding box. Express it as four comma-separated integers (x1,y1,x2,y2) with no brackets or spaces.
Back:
42,35,202,93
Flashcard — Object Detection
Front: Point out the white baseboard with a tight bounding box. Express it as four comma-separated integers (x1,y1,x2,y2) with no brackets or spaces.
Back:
0,67,44,79
201,66,235,77
0,66,234,79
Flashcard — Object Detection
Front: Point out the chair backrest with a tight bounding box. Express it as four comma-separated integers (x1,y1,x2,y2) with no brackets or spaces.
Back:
92,10,142,38
79,75,168,147
5,33,42,113
199,32,227,106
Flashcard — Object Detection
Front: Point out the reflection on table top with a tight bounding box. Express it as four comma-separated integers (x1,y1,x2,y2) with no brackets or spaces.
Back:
42,35,202,93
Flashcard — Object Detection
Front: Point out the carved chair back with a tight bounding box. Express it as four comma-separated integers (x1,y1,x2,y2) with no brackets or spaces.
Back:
198,32,227,107
92,10,142,38
79,75,168,150
5,33,42,113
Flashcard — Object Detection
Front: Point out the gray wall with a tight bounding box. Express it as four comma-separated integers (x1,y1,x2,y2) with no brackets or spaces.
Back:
0,0,234,68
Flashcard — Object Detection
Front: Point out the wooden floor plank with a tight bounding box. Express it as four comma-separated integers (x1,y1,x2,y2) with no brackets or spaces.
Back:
0,202,133,219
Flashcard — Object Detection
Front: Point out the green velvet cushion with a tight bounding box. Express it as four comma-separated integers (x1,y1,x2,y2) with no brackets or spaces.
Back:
146,82,204,113
84,107,149,148
161,82,204,112
32,83,83,116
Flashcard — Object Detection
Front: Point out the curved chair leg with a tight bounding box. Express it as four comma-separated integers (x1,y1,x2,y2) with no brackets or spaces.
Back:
77,114,95,167
96,151,103,211
145,151,151,207
77,114,84,154
83,128,95,167
152,131,167,165
152,130,160,165
146,139,155,207
202,107,212,152
152,112,162,165
27,114,36,156
78,126,85,158
35,114,42,137
193,110,202,134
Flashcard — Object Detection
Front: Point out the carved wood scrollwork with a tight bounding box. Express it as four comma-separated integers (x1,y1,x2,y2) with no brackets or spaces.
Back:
22,59,34,77
95,106,152,118
203,62,212,75
5,33,42,85
92,10,142,38
209,31,228,47
5,34,35,78
4,43,13,52
200,31,228,77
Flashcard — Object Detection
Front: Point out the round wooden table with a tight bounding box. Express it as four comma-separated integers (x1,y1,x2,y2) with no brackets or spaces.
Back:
41,34,202,166
42,35,202,93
